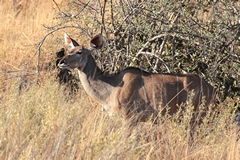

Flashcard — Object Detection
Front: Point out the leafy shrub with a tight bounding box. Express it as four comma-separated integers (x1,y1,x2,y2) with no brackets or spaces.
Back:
43,0,240,103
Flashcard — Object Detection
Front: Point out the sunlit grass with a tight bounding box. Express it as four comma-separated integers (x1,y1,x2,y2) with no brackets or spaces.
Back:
0,0,239,159
0,77,239,159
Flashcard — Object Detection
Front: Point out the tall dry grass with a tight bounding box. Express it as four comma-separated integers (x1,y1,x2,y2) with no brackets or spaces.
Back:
0,0,239,159
0,0,70,95
0,78,239,159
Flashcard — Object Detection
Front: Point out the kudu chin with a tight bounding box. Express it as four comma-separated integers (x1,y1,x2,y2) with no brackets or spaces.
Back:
58,33,216,127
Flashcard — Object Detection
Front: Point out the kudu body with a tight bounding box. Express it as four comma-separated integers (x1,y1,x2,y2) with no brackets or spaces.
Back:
58,34,216,126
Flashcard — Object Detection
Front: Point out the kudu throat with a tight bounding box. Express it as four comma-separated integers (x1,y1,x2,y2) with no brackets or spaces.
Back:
78,55,113,104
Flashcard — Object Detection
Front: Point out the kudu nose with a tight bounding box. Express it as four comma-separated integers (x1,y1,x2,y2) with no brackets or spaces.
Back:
58,59,63,66
56,58,65,67
58,58,68,68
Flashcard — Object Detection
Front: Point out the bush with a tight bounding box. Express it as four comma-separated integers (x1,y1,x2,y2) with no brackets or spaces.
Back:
43,0,239,103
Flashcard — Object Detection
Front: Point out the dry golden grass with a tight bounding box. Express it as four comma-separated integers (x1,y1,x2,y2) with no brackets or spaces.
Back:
0,0,73,94
0,78,239,159
0,0,239,159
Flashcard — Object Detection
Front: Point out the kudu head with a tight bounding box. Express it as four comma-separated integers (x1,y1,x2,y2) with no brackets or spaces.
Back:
58,33,103,70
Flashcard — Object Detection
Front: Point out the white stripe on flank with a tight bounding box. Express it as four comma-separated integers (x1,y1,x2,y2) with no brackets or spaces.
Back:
176,74,179,104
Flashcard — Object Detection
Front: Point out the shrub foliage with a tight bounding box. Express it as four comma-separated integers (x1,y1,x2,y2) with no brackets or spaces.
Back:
45,0,240,102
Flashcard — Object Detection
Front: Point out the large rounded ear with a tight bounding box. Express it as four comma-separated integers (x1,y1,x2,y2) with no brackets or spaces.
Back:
64,33,79,50
90,34,103,50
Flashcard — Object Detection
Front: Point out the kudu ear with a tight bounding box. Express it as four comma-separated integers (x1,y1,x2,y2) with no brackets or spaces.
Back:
64,33,80,50
90,34,103,50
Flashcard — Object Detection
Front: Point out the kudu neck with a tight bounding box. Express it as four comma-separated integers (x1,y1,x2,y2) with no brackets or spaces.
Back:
80,54,103,79
77,54,113,105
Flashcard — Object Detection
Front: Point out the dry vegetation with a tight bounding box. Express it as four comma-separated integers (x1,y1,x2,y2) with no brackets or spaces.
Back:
0,0,239,159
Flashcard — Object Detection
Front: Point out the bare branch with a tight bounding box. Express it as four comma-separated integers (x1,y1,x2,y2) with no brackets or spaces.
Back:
137,51,170,73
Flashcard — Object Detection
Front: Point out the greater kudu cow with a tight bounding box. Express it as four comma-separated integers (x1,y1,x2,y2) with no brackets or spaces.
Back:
58,34,216,126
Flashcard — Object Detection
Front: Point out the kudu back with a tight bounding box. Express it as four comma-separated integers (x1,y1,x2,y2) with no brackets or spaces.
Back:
58,34,216,125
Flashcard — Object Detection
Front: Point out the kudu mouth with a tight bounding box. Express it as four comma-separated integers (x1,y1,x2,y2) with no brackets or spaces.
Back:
58,59,69,69
58,63,69,69
58,57,81,70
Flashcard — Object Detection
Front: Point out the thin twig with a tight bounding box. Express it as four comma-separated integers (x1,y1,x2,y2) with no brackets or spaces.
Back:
154,12,180,70
114,2,144,35
28,26,78,82
154,35,168,71
134,33,167,59
137,51,170,73
74,0,91,18
52,0,69,17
